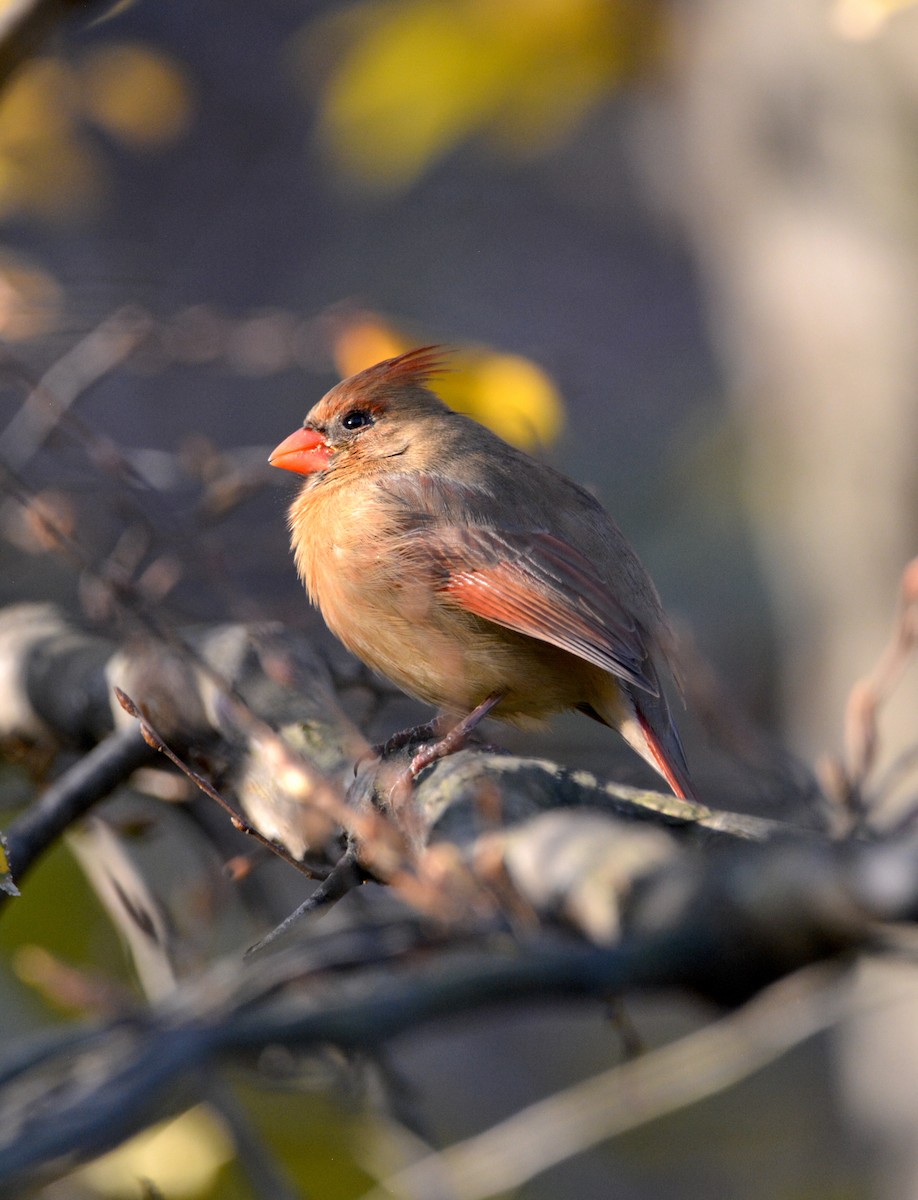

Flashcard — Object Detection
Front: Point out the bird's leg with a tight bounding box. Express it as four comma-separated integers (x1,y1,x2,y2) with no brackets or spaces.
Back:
355,716,449,775
407,692,505,778
374,717,447,759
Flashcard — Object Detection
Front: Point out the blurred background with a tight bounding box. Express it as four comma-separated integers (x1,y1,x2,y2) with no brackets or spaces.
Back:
1,0,917,1196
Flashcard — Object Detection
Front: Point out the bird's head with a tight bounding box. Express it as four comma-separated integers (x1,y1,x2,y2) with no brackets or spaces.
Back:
269,346,451,478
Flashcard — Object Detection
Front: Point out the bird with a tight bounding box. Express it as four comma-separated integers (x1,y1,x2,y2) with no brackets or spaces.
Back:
269,347,696,800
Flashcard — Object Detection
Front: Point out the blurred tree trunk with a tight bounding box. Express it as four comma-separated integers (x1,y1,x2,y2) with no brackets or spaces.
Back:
660,3,918,1196
664,0,918,810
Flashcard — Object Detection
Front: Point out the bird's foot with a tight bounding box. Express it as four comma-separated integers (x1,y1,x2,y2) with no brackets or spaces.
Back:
406,692,505,779
354,718,447,775
363,694,506,809
375,718,446,759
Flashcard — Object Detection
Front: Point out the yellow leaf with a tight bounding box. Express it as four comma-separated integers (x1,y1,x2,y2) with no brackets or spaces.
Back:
316,1,504,191
81,43,193,147
301,0,660,191
451,352,565,449
0,58,76,146
78,1105,233,1198
0,58,102,222
333,316,406,376
9,134,104,221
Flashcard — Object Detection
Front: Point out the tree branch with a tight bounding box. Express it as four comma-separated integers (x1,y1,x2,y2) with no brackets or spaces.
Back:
2,725,155,900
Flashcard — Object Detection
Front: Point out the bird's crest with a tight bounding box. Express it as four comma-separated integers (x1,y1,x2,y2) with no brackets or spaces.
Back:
352,345,451,392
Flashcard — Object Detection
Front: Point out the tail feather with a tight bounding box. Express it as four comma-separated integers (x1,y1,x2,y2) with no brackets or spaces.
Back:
617,676,697,801
632,704,695,800
580,662,698,801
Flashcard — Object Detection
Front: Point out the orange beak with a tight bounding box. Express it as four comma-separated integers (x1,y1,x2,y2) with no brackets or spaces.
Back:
269,426,332,475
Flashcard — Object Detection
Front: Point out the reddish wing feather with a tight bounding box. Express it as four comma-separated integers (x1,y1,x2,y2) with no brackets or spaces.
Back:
380,471,659,694
438,527,657,694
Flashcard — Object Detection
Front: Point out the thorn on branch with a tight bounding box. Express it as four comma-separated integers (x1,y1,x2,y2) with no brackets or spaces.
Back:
245,848,365,956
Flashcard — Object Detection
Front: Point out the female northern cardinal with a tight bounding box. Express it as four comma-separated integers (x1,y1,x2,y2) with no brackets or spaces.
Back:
270,347,696,800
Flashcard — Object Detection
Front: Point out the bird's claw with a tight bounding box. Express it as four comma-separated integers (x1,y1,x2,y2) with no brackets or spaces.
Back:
353,719,445,775
359,694,505,793
377,719,444,757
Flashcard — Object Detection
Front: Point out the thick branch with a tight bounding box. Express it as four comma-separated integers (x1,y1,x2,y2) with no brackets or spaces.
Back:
2,725,155,898
1,828,917,1190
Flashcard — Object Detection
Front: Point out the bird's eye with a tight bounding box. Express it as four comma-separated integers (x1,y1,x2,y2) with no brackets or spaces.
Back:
341,409,374,431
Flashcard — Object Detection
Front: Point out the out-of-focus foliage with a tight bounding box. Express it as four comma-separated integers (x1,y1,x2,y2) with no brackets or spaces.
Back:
295,0,662,192
80,42,192,147
0,41,191,225
0,57,102,222
76,1105,234,1199
0,250,62,339
832,0,918,38
333,313,565,448
0,841,125,988
235,1085,376,1198
0,40,192,343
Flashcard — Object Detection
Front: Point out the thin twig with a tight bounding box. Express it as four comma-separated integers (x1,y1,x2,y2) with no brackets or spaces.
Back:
837,556,918,815
113,687,317,880
67,816,178,1001
0,307,152,472
2,458,377,863
7,816,918,1193
360,964,860,1200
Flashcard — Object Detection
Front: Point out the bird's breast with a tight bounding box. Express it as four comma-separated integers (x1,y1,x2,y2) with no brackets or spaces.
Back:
287,476,614,720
